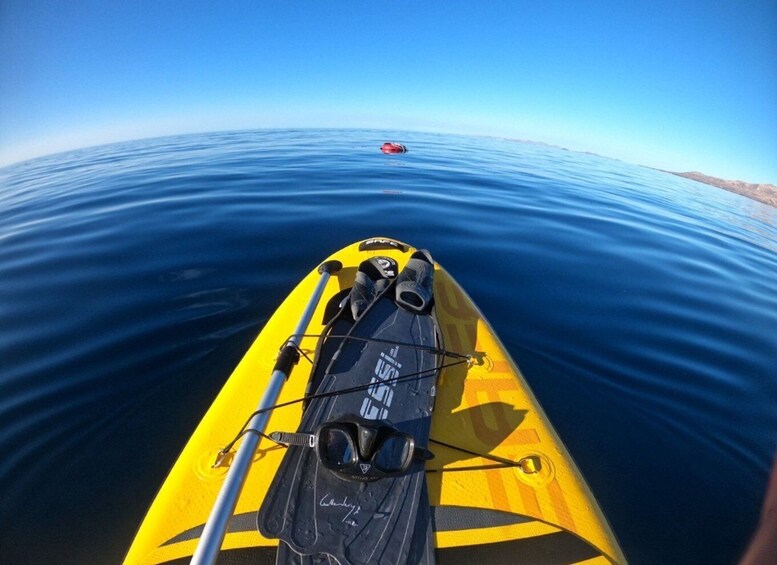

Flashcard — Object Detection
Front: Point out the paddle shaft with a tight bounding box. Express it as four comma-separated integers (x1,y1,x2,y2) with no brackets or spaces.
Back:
191,260,341,565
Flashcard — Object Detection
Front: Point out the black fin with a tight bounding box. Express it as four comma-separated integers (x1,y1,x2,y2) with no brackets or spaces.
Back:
258,272,440,565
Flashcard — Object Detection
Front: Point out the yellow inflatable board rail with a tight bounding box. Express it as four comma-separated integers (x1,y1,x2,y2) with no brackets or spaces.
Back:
125,238,626,564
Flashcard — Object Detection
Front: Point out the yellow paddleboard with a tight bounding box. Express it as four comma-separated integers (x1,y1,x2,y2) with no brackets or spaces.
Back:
125,238,626,564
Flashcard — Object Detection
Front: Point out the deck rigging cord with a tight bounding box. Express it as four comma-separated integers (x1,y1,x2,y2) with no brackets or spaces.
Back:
215,333,530,473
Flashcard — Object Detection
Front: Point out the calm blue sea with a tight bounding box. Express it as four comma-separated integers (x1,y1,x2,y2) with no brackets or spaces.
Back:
1,129,775,564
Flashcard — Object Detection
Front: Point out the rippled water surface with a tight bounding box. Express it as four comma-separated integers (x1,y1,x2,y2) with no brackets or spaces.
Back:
1,129,775,564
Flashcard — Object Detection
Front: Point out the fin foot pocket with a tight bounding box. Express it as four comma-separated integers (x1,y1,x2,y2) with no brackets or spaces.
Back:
395,250,435,314
350,257,398,320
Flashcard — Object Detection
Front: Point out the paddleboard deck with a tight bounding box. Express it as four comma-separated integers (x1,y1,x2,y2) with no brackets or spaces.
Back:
124,238,626,564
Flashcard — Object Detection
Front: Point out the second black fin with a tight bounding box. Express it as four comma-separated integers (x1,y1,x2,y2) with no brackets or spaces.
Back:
258,268,440,564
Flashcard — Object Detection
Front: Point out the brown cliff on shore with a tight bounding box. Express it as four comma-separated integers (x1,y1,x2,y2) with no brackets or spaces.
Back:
673,171,777,208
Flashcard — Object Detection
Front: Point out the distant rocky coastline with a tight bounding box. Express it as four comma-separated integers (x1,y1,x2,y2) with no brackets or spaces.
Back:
672,171,777,208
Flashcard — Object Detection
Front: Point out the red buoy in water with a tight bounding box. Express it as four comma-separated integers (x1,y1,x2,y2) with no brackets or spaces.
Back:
381,142,407,154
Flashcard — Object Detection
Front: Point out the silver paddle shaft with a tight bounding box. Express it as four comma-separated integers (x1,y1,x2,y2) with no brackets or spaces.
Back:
191,261,340,565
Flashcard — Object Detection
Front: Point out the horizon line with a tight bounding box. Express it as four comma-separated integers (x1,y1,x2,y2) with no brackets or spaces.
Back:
1,125,772,186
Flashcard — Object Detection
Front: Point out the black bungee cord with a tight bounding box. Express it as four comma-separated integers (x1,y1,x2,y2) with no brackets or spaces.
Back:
215,333,528,473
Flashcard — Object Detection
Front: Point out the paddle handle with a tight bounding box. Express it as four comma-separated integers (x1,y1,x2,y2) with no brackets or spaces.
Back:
191,259,341,565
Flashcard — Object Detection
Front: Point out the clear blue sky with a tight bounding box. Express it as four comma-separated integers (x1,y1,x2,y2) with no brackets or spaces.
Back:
1,1,776,182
